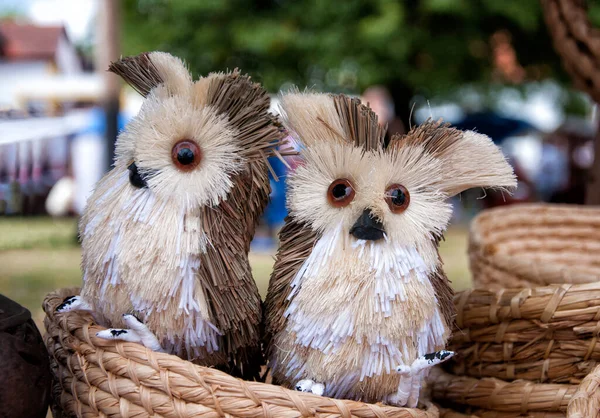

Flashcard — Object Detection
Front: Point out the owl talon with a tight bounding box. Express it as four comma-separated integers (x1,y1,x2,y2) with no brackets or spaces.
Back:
396,350,454,375
295,379,314,392
311,383,325,396
56,296,92,312
96,315,164,352
295,379,325,396
414,350,454,372
386,391,409,407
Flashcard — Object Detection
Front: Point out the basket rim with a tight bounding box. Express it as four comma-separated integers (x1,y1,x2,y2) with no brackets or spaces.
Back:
469,203,600,287
44,287,439,418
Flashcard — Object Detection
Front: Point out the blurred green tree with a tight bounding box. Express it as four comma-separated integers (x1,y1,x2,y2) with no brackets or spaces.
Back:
121,0,600,125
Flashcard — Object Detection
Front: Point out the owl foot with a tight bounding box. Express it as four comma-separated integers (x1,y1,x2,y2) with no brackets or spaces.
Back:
295,379,325,396
56,295,92,312
96,314,164,352
396,350,454,375
390,350,454,407
386,391,411,407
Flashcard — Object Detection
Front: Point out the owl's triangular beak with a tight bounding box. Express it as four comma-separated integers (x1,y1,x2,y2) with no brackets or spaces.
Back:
349,208,385,241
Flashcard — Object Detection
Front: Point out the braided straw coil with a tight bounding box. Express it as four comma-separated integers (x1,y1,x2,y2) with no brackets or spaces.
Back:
430,367,575,417
44,288,442,418
468,204,600,289
448,283,600,384
432,284,600,416
541,0,600,103
568,365,600,418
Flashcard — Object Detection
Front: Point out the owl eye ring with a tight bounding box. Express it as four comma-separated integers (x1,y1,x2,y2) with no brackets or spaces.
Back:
171,140,202,171
327,178,355,208
385,184,410,213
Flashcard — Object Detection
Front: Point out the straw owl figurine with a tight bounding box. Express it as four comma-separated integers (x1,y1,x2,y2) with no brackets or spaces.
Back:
264,93,516,405
58,52,283,378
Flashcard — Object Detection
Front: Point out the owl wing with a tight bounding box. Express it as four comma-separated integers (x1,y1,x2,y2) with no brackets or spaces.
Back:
428,267,456,332
198,162,270,380
263,216,319,358
430,240,456,331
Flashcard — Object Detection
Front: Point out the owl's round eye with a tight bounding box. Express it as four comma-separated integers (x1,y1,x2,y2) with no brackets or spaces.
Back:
385,184,410,213
327,178,355,208
171,140,202,171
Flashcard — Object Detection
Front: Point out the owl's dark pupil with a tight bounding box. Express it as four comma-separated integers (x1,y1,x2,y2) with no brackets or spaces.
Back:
177,148,195,165
332,184,348,199
390,189,406,206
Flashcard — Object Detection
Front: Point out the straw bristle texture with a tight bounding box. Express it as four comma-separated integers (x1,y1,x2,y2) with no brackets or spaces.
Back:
469,204,600,289
263,217,319,357
206,70,283,162
430,367,575,415
108,52,164,97
432,203,600,418
83,52,287,379
43,288,442,418
568,365,600,418
448,282,600,384
331,94,386,151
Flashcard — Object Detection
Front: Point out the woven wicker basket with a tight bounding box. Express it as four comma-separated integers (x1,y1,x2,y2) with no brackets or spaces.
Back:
431,283,600,417
44,287,465,418
432,204,600,417
448,283,600,384
469,204,600,289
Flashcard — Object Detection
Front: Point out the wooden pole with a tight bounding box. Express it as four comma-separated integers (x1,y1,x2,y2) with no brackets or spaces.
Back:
585,110,600,205
96,0,120,172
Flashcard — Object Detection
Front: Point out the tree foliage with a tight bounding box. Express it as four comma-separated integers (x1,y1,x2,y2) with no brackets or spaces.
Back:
122,0,600,119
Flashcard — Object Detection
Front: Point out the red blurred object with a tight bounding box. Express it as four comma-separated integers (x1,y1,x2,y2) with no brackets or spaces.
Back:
0,21,65,60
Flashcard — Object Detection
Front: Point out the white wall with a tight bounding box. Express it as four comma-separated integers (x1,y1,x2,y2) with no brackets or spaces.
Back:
55,33,82,75
0,60,49,107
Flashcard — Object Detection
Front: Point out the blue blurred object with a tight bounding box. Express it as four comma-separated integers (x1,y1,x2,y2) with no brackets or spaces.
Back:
80,106,129,136
453,112,535,143
263,155,288,228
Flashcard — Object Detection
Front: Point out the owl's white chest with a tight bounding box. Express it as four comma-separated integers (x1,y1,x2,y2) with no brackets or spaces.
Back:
279,227,447,395
81,175,220,358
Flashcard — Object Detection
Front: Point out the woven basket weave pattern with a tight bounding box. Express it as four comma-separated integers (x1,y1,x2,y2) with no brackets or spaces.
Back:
432,204,600,417
469,204,600,289
44,288,442,418
449,283,600,384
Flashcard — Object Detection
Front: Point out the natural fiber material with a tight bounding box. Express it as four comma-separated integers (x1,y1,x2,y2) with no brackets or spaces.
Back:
541,0,600,103
434,204,600,417
448,282,600,384
430,368,574,414
469,204,600,289
44,288,441,418
264,92,515,403
78,52,286,378
466,412,566,418
568,364,600,418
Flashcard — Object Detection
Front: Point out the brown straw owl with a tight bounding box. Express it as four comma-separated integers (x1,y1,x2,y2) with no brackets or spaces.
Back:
264,92,516,405
58,52,284,379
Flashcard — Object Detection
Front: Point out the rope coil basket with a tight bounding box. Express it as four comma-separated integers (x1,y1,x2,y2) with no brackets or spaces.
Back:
448,282,600,384
468,204,600,289
433,204,600,417
44,287,462,418
431,283,600,417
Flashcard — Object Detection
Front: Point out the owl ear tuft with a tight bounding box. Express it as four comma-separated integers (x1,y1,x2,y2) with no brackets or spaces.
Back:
108,51,192,97
394,120,517,197
434,129,516,197
203,70,284,158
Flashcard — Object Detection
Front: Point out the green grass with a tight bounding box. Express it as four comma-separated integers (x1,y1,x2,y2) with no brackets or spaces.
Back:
0,217,472,331
0,217,78,250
